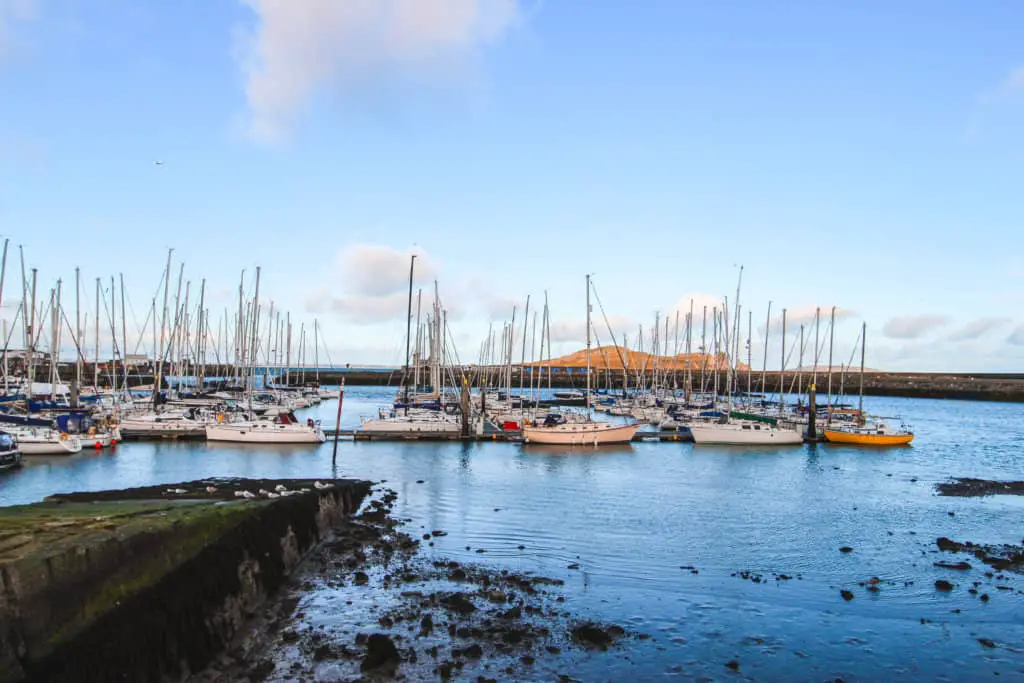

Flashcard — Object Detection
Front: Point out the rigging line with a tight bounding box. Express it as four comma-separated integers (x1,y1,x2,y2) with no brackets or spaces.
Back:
588,279,629,371
1,301,24,353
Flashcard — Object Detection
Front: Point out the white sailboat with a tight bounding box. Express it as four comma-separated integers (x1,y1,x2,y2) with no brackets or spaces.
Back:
0,431,20,471
206,409,325,444
689,419,803,445
203,268,325,445
10,427,83,455
522,275,638,446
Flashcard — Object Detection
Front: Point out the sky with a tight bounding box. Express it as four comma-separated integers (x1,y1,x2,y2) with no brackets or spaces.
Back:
1,0,1024,371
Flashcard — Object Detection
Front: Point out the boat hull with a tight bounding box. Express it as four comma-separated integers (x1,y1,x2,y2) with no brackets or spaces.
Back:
823,430,913,446
521,422,638,446
689,423,803,446
0,448,21,471
205,424,325,444
16,436,83,455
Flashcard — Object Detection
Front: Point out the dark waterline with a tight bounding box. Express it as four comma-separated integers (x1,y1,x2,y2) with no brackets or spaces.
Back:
2,388,1023,680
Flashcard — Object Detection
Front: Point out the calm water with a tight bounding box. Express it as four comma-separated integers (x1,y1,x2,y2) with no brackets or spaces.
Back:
3,387,1023,681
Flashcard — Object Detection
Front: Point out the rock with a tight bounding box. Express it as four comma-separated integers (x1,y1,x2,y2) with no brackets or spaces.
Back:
840,590,854,601
449,568,468,581
313,644,335,661
440,593,477,615
459,643,483,659
980,593,990,602
423,534,431,540
361,633,400,672
521,655,535,665
839,546,853,553
934,561,971,570
432,530,448,537
248,659,275,681
419,614,433,636
546,645,562,654
725,660,740,671
354,571,369,586
571,622,617,649
486,590,507,603
935,580,954,592
936,537,964,552
567,563,580,570
416,480,424,483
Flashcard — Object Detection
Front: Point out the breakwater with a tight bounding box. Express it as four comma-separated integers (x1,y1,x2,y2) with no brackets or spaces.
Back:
0,478,370,683
40,361,1024,402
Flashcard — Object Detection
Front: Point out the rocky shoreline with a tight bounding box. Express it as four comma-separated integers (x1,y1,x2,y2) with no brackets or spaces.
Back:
193,485,642,682
936,478,1024,497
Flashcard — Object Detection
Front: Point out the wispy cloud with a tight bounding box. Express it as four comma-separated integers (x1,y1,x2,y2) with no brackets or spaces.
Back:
946,317,1011,342
305,244,436,323
0,0,37,60
236,0,519,142
1008,324,1024,347
881,315,950,340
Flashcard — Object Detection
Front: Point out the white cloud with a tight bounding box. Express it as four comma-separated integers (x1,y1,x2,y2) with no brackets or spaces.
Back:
236,0,519,141
306,244,436,323
337,243,436,297
947,317,1011,342
1008,324,1024,346
881,315,950,340
0,0,36,59
997,65,1024,96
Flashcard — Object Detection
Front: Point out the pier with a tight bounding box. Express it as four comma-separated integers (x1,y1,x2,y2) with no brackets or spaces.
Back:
0,478,369,683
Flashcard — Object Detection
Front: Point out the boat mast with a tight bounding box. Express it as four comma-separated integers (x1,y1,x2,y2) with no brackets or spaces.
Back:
120,275,129,395
779,308,787,417
73,267,80,400
51,282,61,401
26,264,38,408
197,278,206,389
826,305,836,425
152,249,172,407
413,289,422,391
585,274,591,417
248,266,261,417
402,255,416,415
685,299,694,403
858,321,866,423
519,294,530,417
746,310,752,402
761,302,771,399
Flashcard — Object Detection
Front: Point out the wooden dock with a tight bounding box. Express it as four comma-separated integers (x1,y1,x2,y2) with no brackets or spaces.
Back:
324,428,696,443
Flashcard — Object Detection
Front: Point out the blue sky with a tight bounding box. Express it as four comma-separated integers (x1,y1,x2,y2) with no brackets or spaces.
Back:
2,0,1024,371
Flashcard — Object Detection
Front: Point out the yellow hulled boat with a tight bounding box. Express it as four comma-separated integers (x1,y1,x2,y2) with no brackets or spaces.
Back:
824,422,913,446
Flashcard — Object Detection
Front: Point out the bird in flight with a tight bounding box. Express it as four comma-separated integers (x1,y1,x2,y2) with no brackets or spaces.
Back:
154,160,163,166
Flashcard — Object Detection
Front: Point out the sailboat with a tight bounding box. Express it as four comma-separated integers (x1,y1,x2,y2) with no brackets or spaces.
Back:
359,261,462,436
521,275,638,446
203,267,325,445
824,322,913,446
686,275,804,446
0,431,20,471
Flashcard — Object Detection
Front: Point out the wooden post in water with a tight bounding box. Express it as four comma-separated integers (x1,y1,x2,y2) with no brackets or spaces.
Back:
460,374,471,438
807,382,818,441
331,372,347,466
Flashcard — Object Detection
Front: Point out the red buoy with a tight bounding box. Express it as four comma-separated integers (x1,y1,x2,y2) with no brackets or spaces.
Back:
110,439,118,447
93,441,102,450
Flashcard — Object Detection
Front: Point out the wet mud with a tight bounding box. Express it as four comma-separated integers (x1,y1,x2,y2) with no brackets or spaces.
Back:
193,486,641,682
935,478,1024,497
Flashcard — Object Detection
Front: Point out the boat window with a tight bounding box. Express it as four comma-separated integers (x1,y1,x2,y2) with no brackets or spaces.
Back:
754,425,761,430
742,425,751,430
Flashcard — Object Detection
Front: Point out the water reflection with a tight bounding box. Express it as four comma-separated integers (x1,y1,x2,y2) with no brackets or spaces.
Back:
2,389,1023,680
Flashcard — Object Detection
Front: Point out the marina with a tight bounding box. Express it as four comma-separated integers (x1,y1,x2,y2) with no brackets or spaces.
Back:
2,387,1023,680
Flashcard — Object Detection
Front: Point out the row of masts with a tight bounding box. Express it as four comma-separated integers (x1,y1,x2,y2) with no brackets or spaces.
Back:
0,243,332,406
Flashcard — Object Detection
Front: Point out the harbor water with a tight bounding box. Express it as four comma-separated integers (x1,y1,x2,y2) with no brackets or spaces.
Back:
2,387,1023,681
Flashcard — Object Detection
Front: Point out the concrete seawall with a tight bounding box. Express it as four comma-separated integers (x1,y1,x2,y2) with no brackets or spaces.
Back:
0,478,371,683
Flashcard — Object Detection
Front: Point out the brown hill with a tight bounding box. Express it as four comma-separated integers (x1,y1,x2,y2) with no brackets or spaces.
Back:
528,346,750,371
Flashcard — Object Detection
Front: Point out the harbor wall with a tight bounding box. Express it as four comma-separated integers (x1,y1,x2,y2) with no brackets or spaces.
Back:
41,362,1024,402
0,478,371,683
